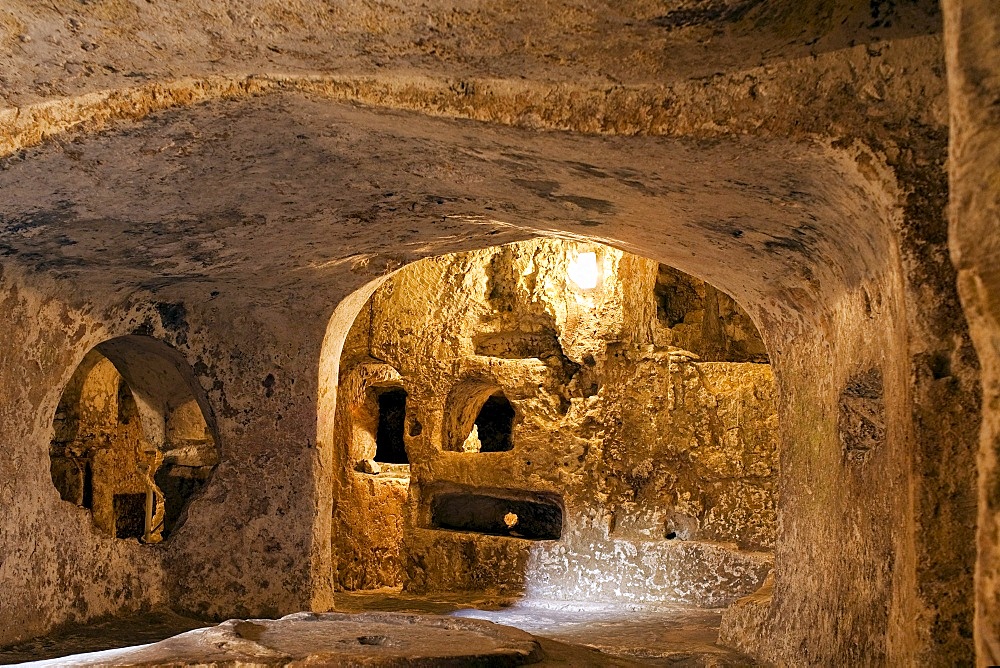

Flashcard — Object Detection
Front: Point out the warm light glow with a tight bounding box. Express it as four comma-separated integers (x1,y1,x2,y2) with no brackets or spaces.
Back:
567,252,599,290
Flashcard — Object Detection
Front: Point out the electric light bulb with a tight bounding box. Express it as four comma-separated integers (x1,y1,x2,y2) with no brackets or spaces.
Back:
568,252,599,290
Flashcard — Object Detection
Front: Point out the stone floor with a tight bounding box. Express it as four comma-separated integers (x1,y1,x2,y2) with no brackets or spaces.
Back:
0,609,211,664
338,590,758,666
0,593,758,666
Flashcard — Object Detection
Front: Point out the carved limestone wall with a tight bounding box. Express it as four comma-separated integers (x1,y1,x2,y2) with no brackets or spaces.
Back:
332,238,777,605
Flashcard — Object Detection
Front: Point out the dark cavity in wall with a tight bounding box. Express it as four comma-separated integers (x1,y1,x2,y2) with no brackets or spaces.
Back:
474,394,515,452
654,264,769,363
431,491,563,540
113,493,146,539
155,467,212,537
840,368,886,464
651,0,764,29
655,267,701,327
375,388,409,463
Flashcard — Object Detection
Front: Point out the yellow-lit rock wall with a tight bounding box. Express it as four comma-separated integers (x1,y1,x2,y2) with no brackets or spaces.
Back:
333,238,777,605
943,1,1000,662
50,354,153,538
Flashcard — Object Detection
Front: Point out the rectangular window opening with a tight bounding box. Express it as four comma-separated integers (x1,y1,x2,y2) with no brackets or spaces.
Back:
375,388,409,464
431,491,562,540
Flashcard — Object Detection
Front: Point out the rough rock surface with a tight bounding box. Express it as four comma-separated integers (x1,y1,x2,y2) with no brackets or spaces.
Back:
0,609,210,664
23,612,550,667
0,0,990,665
943,0,1000,664
332,239,776,606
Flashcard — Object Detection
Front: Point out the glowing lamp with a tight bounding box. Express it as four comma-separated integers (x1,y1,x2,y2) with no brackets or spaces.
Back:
568,252,599,290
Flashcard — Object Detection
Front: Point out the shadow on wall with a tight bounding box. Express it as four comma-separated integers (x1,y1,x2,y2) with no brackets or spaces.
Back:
327,238,779,607
49,336,219,544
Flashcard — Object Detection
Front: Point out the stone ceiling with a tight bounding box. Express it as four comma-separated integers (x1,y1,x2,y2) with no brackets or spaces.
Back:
0,92,890,327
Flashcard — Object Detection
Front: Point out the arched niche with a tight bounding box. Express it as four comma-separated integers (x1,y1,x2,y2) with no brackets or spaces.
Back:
445,381,518,453
49,335,219,542
339,361,409,471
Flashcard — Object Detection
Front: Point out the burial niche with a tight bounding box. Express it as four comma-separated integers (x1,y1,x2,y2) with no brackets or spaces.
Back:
431,490,563,540
444,381,518,453
374,388,409,464
49,336,219,542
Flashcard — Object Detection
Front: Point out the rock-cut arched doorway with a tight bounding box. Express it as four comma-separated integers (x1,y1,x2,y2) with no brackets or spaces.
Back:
49,336,220,543
325,238,778,626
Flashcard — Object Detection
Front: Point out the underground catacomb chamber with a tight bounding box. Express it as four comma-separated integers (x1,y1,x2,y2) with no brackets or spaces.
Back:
49,336,219,543
331,238,778,605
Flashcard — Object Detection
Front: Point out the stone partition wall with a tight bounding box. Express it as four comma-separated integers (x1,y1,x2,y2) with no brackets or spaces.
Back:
944,1,1000,663
0,262,337,646
331,238,778,606
0,277,167,644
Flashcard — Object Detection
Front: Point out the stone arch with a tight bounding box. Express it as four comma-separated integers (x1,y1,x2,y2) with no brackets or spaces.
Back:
49,335,220,542
319,238,783,607
291,122,917,660
445,379,518,453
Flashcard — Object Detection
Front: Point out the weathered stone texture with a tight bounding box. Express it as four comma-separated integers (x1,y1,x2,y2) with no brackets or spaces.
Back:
333,470,409,591
602,355,778,550
0,261,336,645
332,239,777,606
0,269,168,645
944,0,1000,663
31,612,554,667
653,266,769,363
0,0,989,663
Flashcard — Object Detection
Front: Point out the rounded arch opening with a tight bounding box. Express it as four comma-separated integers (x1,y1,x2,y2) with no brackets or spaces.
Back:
470,392,516,453
445,380,518,453
49,335,220,543
320,237,779,606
